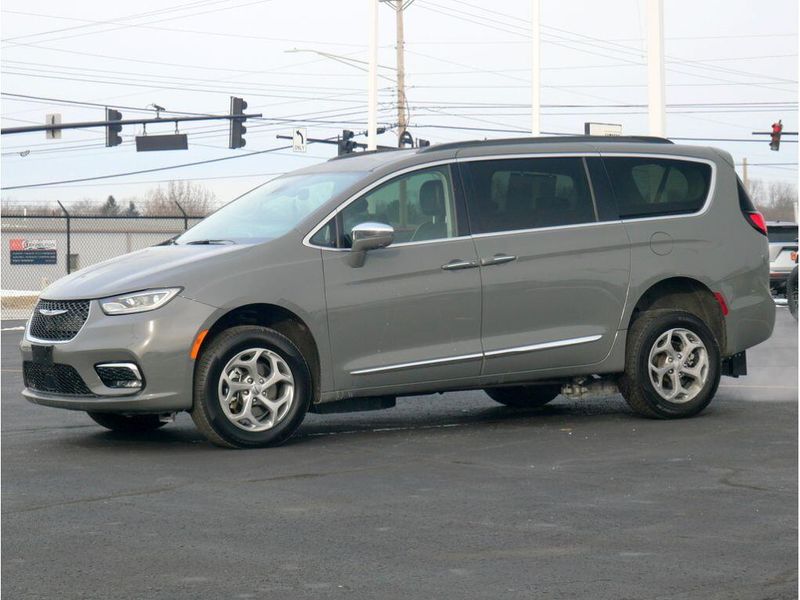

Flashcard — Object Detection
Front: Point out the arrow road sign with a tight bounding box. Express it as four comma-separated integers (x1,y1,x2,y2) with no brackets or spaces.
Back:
292,128,307,153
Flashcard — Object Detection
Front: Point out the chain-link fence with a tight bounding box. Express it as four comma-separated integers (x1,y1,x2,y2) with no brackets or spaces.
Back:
1,203,205,320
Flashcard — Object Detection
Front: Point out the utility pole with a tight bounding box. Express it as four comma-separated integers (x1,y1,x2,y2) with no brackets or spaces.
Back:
530,0,541,136
367,0,379,151
395,3,407,140
647,0,666,137
742,157,749,188
381,1,414,145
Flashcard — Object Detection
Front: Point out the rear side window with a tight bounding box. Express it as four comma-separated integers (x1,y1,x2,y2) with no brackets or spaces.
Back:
461,157,596,234
603,157,712,219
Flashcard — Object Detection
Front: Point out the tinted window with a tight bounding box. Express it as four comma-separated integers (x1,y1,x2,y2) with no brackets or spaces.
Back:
603,157,712,219
461,157,596,234
339,166,458,247
767,225,798,243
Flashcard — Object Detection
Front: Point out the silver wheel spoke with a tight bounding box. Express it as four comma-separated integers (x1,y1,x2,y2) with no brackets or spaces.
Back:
648,327,709,404
217,346,296,433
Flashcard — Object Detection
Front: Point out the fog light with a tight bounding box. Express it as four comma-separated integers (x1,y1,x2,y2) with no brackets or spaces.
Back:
95,363,143,389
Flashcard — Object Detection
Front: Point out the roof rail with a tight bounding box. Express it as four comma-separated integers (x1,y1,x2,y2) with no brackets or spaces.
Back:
418,135,674,153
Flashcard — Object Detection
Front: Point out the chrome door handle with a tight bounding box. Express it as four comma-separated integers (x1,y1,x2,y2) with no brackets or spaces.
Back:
442,259,479,271
481,254,517,266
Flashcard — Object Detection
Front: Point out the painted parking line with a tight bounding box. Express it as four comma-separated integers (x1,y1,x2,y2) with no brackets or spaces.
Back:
1,327,25,332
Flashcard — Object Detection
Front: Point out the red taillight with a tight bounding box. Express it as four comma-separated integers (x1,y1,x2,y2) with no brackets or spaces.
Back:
745,211,767,236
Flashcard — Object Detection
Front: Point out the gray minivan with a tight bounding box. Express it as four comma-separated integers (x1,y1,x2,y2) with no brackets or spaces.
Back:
20,137,775,448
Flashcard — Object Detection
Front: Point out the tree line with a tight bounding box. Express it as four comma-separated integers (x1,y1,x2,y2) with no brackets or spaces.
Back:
1,181,217,217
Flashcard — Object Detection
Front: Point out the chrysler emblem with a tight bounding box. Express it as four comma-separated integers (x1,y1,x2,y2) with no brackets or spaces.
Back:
39,308,68,316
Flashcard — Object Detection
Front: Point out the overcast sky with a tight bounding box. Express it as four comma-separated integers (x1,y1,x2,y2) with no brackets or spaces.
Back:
1,0,797,207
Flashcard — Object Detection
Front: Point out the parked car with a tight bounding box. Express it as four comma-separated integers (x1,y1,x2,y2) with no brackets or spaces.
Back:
20,136,775,448
767,221,798,297
788,266,798,320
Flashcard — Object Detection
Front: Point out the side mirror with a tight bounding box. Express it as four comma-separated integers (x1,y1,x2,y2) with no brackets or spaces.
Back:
349,222,394,267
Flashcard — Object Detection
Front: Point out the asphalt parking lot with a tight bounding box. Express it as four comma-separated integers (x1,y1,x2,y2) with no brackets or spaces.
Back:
2,310,797,600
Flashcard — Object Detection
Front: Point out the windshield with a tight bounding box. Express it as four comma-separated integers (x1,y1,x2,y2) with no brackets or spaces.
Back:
176,171,364,244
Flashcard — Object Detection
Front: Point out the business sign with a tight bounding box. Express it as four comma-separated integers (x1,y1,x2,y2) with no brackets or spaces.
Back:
10,239,57,265
584,122,623,136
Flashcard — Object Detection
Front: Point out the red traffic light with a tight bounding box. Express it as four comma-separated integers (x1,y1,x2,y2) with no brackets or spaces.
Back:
770,119,783,151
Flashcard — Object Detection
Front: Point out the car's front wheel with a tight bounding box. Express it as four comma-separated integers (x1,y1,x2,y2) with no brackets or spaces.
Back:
619,310,720,419
88,412,166,433
190,326,312,448
484,384,561,408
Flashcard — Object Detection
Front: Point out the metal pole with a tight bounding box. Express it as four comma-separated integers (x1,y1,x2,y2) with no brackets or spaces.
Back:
396,3,407,142
174,200,188,230
57,201,71,275
530,0,541,136
1,113,262,135
368,0,379,150
646,0,666,137
742,157,749,188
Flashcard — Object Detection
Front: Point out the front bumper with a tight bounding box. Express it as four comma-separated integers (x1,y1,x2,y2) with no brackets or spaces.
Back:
20,295,217,414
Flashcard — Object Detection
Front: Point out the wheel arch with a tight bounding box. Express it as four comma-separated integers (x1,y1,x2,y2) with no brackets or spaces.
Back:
198,303,322,402
627,276,727,355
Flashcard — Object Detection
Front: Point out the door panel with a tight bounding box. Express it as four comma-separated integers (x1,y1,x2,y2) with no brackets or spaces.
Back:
460,156,630,376
322,239,482,391
320,164,482,392
473,225,629,375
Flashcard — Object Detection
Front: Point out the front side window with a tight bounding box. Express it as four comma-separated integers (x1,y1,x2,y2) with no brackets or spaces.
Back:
603,157,712,219
339,166,458,247
461,157,596,234
177,171,364,244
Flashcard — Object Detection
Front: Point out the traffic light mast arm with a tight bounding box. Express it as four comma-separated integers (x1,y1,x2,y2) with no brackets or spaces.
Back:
1,113,263,135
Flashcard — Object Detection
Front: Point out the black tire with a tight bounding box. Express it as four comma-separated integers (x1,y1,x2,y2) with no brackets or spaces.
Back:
484,384,561,408
190,326,312,449
619,310,720,419
788,267,798,321
88,412,166,433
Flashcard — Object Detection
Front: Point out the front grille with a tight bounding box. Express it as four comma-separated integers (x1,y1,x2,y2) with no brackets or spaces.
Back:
29,299,90,342
23,362,94,396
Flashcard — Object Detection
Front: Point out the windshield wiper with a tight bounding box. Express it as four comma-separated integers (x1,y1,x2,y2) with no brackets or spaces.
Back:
185,239,235,245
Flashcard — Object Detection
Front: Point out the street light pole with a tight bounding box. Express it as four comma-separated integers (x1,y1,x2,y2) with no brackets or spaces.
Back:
647,0,666,137
530,0,541,136
368,0,379,151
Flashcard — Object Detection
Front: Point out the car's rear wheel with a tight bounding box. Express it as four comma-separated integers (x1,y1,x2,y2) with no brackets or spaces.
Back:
619,310,720,419
88,412,166,433
484,384,561,408
788,267,798,320
190,325,312,448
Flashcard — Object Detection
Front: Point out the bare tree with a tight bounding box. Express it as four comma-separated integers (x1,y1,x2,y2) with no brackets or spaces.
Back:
142,181,216,216
747,178,798,222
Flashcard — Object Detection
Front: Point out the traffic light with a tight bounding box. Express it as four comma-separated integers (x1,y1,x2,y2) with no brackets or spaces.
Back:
105,108,122,147
770,119,783,151
338,129,356,155
229,97,247,149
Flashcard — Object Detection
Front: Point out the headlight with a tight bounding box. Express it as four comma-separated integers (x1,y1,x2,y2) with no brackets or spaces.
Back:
100,288,181,315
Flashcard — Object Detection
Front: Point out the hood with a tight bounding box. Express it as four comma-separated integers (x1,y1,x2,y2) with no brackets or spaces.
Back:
40,243,248,301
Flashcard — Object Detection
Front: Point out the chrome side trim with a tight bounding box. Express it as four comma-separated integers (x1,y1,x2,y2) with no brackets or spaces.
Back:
350,352,483,375
96,362,143,381
483,335,603,358
350,335,603,375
